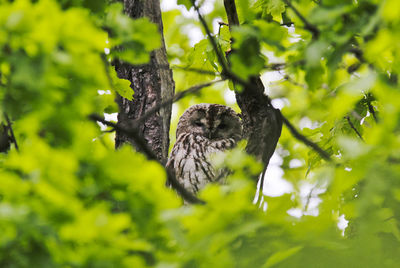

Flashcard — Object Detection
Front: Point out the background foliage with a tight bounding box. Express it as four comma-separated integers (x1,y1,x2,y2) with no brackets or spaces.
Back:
0,0,399,267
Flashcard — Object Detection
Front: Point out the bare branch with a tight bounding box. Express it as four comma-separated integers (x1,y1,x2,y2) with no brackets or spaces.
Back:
133,79,225,126
4,113,18,152
281,116,332,161
171,65,218,76
367,102,378,123
89,113,204,204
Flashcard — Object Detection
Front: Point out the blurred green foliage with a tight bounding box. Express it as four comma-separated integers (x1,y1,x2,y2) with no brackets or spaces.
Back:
0,0,400,267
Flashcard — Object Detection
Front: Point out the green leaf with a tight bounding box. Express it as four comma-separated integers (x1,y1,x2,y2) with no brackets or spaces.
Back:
231,26,265,80
264,246,303,268
177,0,193,10
265,0,286,22
109,68,133,100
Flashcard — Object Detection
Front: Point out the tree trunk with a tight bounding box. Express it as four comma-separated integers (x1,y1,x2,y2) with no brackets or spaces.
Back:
223,0,282,170
236,78,282,166
114,0,174,164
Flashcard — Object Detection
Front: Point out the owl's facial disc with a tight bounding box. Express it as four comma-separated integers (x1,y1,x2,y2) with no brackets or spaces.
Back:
175,104,242,141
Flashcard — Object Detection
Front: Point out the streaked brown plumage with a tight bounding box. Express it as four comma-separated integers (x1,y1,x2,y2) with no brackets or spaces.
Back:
166,103,242,194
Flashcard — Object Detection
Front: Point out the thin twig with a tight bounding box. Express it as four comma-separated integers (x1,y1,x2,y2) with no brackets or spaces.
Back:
304,187,315,212
283,0,320,39
264,60,305,71
191,0,230,73
258,167,267,200
265,63,287,71
4,113,18,152
192,1,257,89
284,75,308,88
172,65,218,76
281,116,332,161
89,113,204,204
345,116,364,141
134,80,225,126
280,22,294,27
91,114,157,160
367,102,378,123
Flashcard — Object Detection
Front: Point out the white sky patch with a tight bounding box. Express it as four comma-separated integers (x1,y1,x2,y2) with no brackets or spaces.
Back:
261,70,285,98
261,71,284,87
287,208,303,218
98,90,112,95
182,25,204,46
161,0,177,11
162,0,218,46
162,0,215,17
213,18,224,35
360,110,370,125
224,89,236,105
171,103,179,122
338,214,349,236
298,116,322,130
263,153,293,197
97,113,118,131
301,181,327,216
97,122,107,131
271,98,289,110
285,25,302,43
104,113,118,122
289,159,303,168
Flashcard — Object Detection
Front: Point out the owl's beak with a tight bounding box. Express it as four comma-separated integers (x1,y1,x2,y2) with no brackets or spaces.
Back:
207,130,216,139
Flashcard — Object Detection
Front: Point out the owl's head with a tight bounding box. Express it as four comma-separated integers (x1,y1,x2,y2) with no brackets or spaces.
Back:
176,103,242,141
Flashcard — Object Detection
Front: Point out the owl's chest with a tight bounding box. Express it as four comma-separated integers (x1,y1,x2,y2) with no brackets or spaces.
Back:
173,136,222,173
171,135,234,193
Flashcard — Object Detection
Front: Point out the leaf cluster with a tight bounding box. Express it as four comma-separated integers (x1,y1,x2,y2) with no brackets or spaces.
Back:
1,0,400,267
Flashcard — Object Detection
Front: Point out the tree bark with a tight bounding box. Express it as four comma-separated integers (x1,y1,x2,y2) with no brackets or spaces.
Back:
114,0,174,164
223,0,282,169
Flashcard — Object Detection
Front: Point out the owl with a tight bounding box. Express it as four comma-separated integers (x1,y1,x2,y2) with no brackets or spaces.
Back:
166,103,242,195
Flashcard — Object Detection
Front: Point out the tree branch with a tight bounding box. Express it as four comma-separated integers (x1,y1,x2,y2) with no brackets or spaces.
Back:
367,102,378,123
281,116,332,161
223,0,240,29
133,79,225,126
89,113,204,204
4,113,18,152
345,116,364,141
171,65,218,76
